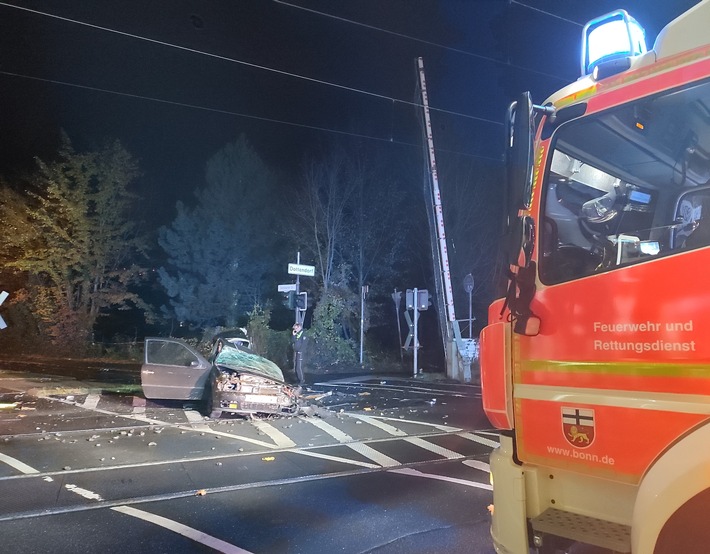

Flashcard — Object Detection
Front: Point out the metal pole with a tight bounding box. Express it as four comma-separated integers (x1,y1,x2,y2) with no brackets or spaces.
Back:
468,289,473,339
393,289,404,365
413,287,418,377
295,251,301,326
359,285,365,364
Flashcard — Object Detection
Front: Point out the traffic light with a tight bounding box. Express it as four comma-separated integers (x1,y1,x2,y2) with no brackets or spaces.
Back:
284,291,307,311
285,291,297,310
417,289,431,311
405,289,415,310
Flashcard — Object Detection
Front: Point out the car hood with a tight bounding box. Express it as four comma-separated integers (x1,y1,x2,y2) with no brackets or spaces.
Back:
214,345,285,382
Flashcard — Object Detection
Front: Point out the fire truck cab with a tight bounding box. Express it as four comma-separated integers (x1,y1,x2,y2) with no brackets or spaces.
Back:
481,2,710,553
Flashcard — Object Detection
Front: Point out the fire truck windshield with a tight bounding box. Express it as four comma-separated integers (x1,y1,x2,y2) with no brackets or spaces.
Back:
540,78,710,284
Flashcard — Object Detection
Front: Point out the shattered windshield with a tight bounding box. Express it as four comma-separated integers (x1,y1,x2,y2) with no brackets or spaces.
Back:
214,345,285,382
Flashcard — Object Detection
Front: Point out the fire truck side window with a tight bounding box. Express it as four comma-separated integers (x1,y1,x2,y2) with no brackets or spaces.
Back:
540,80,710,285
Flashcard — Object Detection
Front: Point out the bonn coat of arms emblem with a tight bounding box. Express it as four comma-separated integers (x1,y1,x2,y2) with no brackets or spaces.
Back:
561,407,595,448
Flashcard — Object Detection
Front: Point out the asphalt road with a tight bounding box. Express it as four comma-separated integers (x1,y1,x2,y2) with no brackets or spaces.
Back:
0,366,498,554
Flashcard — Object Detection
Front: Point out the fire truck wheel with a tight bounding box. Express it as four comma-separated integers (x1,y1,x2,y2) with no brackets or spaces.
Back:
653,487,710,554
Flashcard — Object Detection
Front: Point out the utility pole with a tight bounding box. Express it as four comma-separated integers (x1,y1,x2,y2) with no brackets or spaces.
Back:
417,57,456,376
359,285,368,364
295,251,301,326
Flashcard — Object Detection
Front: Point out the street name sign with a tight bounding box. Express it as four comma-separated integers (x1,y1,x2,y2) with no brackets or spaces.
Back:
277,283,297,292
288,263,315,277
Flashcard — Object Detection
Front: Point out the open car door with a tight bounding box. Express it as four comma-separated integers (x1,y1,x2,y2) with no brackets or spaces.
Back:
141,337,211,400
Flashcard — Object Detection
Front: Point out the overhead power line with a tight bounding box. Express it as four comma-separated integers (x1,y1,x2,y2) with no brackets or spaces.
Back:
273,0,571,83
0,1,500,127
510,1,584,27
0,70,504,163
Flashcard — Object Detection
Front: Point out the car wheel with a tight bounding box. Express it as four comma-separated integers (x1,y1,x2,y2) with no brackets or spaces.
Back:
204,384,222,419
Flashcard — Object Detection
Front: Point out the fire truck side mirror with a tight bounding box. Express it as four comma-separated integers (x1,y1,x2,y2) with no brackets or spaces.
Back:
506,92,535,213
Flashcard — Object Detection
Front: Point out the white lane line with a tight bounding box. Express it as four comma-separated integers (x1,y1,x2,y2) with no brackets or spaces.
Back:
459,432,500,449
463,459,491,473
368,415,460,432
476,430,500,437
51,397,277,449
81,393,101,410
65,483,103,501
307,417,354,443
404,437,463,459
112,505,253,554
293,449,380,469
307,418,400,467
345,414,407,436
346,442,400,467
0,452,39,474
250,419,296,448
389,467,493,490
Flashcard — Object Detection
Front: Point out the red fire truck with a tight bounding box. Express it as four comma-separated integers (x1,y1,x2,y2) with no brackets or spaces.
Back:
481,2,710,553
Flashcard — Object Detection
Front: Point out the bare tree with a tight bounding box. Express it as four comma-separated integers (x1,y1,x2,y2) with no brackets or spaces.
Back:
292,146,357,291
438,154,503,322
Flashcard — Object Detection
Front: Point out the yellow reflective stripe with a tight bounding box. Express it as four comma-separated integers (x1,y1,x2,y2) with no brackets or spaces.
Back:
522,359,710,379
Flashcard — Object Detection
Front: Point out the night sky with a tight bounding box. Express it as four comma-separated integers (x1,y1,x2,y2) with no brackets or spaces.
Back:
0,0,702,286
0,1,699,213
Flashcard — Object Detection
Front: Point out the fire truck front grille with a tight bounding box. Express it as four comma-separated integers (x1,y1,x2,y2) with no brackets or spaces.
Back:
531,507,631,552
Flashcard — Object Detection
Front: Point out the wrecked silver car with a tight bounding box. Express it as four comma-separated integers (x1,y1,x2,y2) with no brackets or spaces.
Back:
141,337,300,418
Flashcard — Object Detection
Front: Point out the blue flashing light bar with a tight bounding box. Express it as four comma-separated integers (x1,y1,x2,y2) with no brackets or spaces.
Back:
581,10,646,76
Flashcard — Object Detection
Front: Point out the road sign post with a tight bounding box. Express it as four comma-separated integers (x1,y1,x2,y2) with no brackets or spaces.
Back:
288,254,315,325
0,291,8,330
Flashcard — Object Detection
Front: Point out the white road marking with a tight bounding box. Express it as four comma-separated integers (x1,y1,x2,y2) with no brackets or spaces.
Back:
0,452,39,474
65,483,103,501
390,467,493,490
250,419,296,448
50,396,277,449
81,393,101,410
345,413,407,436
404,437,463,459
293,449,380,468
476,430,500,437
112,505,253,554
459,432,500,449
463,459,491,473
307,418,400,467
307,417,353,443
367,414,460,432
346,442,400,467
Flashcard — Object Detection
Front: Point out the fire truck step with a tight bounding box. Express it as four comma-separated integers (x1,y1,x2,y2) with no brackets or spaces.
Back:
531,508,631,553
